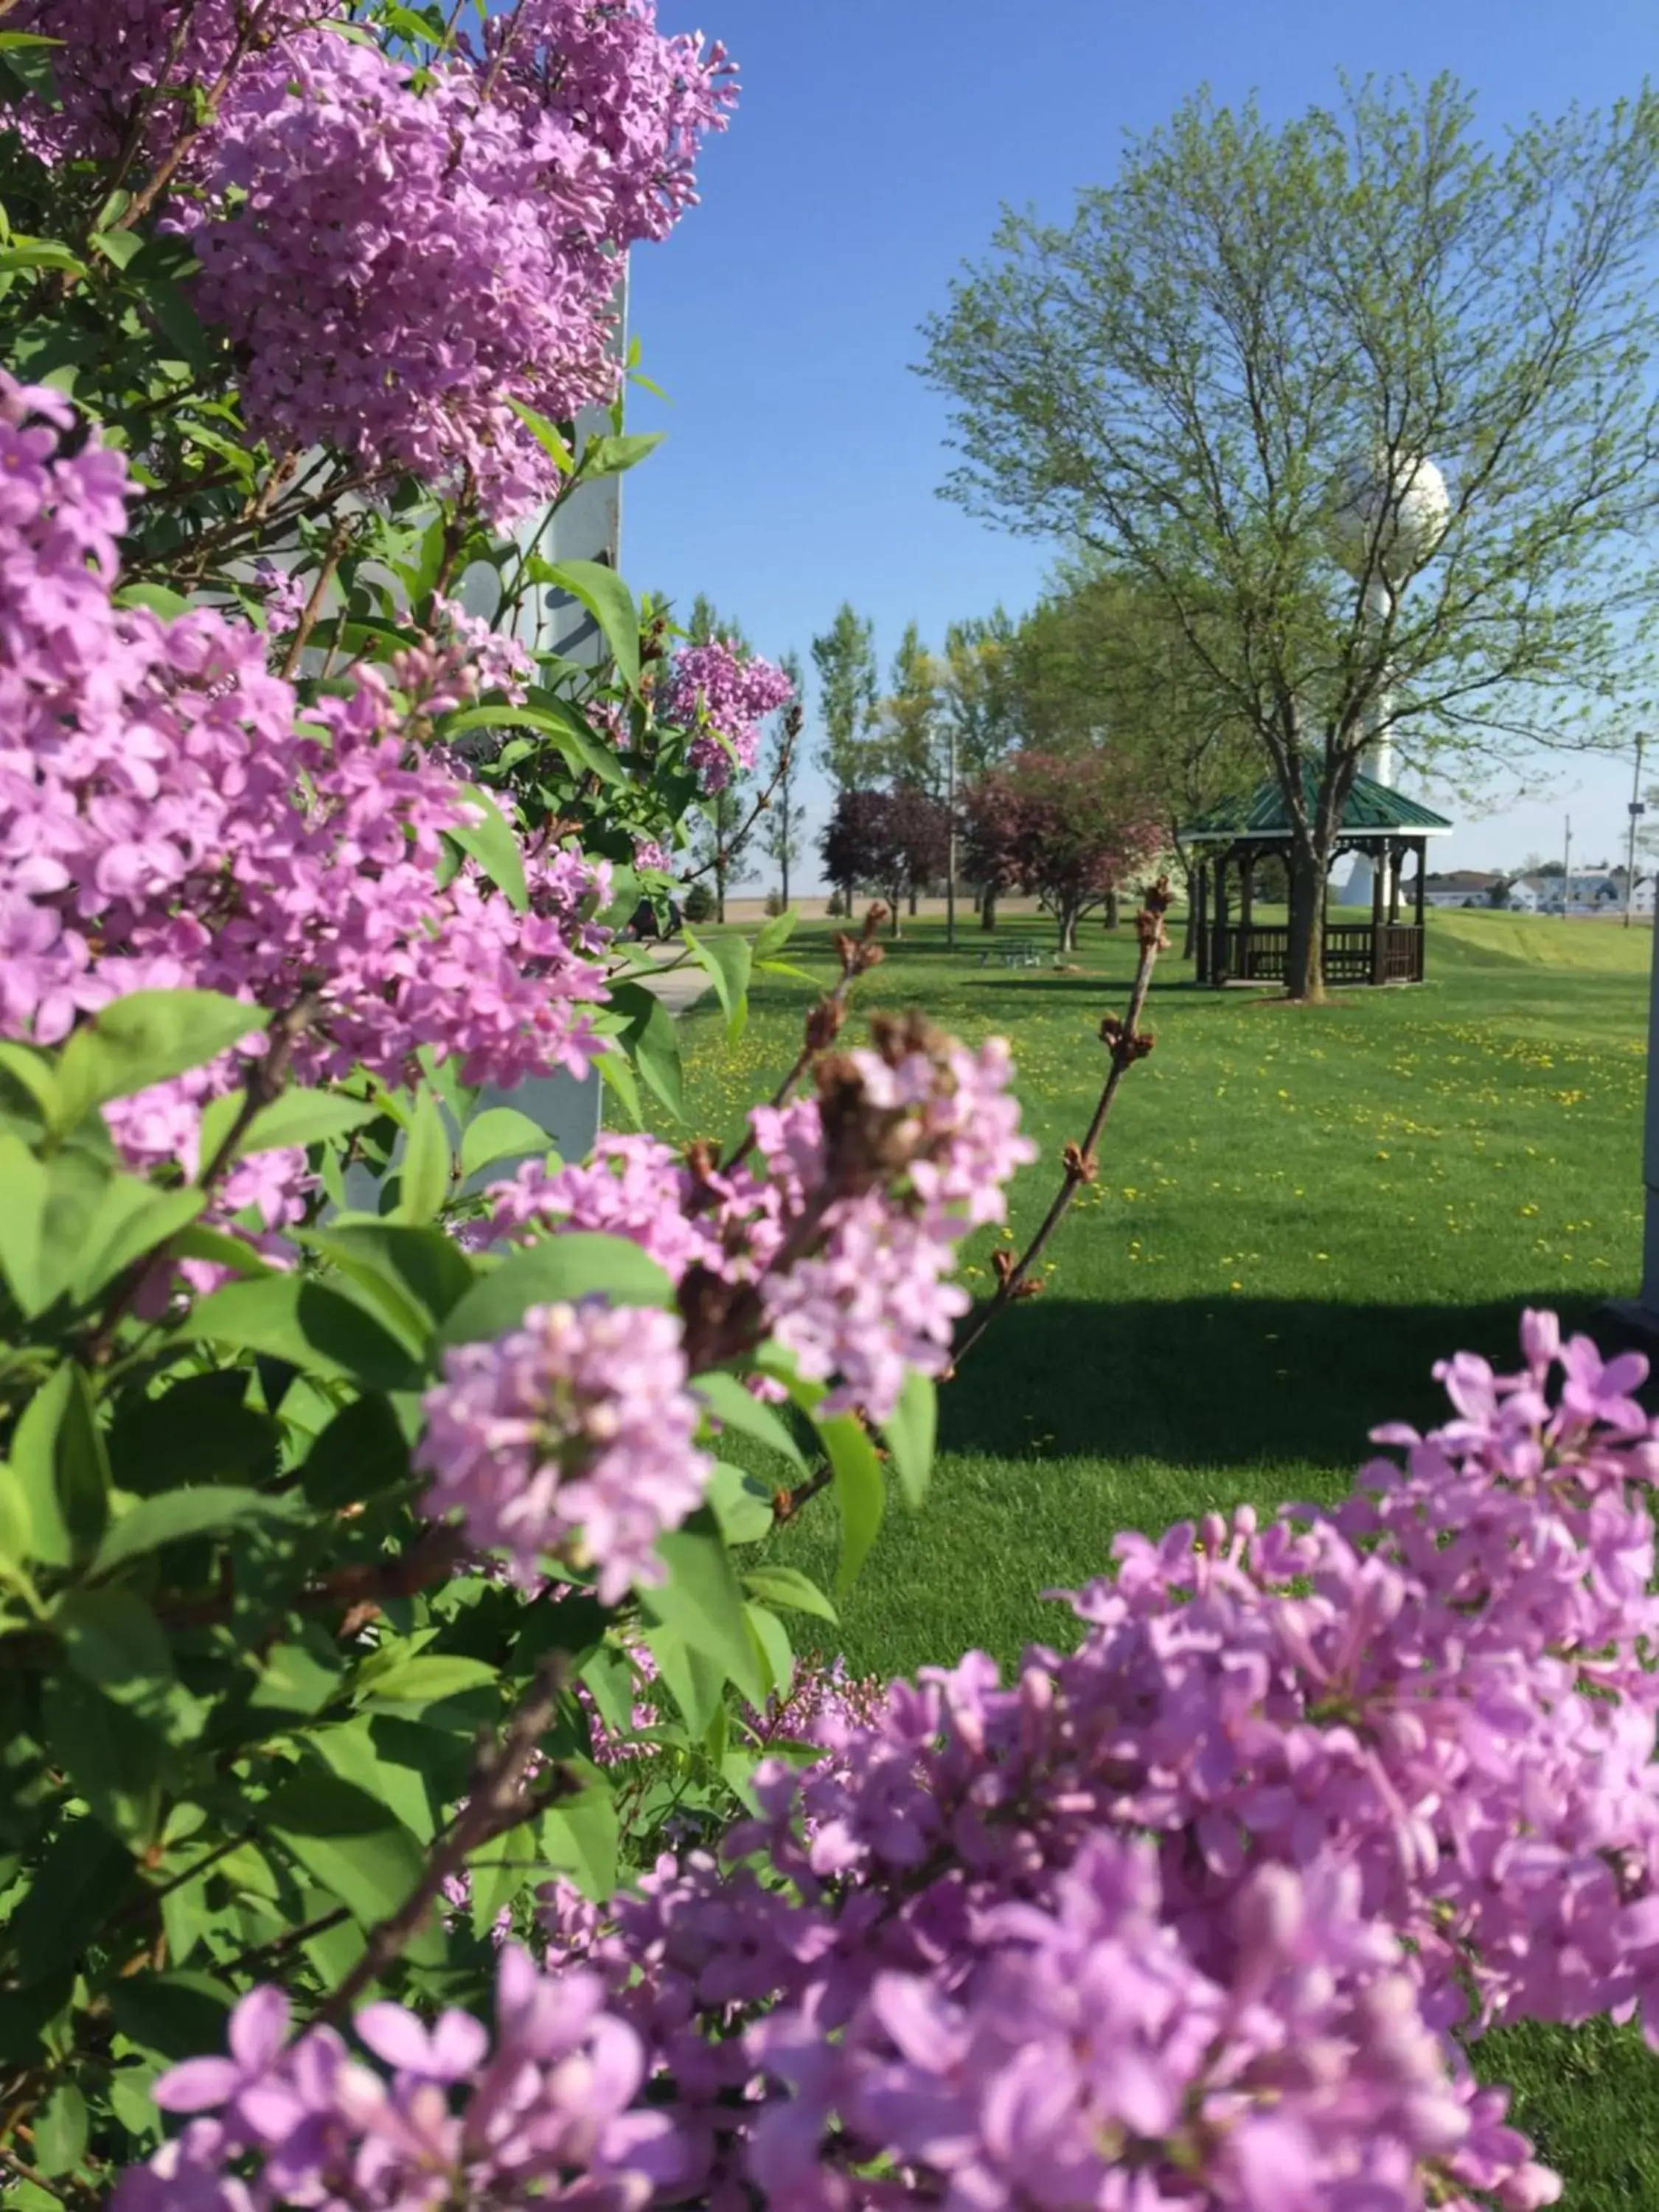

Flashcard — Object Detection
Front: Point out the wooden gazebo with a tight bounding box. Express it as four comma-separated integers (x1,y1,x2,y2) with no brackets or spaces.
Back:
1180,771,1454,987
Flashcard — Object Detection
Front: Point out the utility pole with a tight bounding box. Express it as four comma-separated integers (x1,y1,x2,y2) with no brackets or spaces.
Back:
945,713,959,952
1562,814,1572,916
1627,737,1646,929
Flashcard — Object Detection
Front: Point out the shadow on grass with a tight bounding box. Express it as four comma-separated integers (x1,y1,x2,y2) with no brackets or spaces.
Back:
943,1290,1630,1472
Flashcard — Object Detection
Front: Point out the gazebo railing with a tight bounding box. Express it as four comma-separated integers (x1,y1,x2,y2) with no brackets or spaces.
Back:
1209,922,1423,986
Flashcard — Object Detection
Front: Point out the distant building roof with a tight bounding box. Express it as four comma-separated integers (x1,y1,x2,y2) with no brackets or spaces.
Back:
1425,869,1497,891
1179,768,1455,845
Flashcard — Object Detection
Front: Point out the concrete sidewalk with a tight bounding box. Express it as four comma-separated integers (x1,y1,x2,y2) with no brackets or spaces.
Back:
630,947,709,1016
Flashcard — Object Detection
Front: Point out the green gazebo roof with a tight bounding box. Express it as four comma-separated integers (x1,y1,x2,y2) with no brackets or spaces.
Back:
1179,768,1453,845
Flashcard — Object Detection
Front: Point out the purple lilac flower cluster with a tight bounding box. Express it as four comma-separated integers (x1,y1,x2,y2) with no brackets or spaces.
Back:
115,1955,675,2212
5,0,335,164
417,1301,711,1602
0,378,609,1199
661,638,795,792
125,1318,1655,2211
475,1022,1036,1419
15,4,734,521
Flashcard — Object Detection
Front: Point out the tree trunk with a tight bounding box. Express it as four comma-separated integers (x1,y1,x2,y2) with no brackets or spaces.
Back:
715,858,728,926
980,882,998,932
1285,849,1326,1003
1059,904,1077,954
886,883,903,937
907,886,918,917
781,852,790,908
1181,869,1197,960
1104,885,1121,930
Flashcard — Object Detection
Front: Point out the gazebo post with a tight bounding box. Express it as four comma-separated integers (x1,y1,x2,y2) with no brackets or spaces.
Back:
1388,841,1403,927
1370,841,1385,986
1413,836,1427,979
1194,858,1209,982
1238,844,1255,979
1211,848,1231,987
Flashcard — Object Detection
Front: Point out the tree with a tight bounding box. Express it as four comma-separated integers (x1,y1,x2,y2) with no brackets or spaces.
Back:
922,76,1659,999
686,592,755,922
818,787,950,936
877,622,946,914
1007,563,1259,955
964,748,1164,952
940,611,1025,934
762,647,806,906
810,601,880,790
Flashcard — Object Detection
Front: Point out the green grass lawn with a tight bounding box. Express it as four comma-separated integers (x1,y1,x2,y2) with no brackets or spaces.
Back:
660,904,1659,2203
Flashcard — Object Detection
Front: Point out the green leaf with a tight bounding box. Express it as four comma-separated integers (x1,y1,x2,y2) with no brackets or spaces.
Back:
12,1363,108,1567
445,785,529,911
0,1464,33,1565
742,1565,838,1624
540,1778,619,1900
32,2081,87,2178
706,1461,776,1546
0,1132,47,1313
882,1369,938,1509
743,1600,793,1701
460,1106,554,1180
577,430,665,479
755,959,820,984
109,1372,278,1496
0,241,85,276
444,697,625,786
40,1674,163,1846
11,1820,130,1979
35,1149,116,1310
107,1973,233,2065
178,1276,424,1391
71,1178,204,1305
263,1771,426,1929
230,1088,380,1158
247,1640,344,1722
304,1222,474,1341
89,224,145,269
55,1586,173,1697
358,1652,500,1705
608,981,685,1119
111,582,192,620
439,1231,672,1347
507,396,574,473
394,1085,453,1225
639,1507,767,1707
541,560,641,697
817,1410,886,1599
0,1040,58,1121
754,908,799,960
299,1393,413,1509
692,1371,807,1473
90,1486,293,1579
54,992,268,1130
682,926,753,1044
597,1047,644,1130
468,1820,538,1935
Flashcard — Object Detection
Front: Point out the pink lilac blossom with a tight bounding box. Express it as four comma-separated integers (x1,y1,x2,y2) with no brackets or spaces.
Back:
661,638,794,792
122,1313,1658,2211
473,1029,1035,1419
0,378,609,1206
5,0,336,165
173,13,734,521
632,838,673,872
113,1952,678,2212
416,1299,712,1602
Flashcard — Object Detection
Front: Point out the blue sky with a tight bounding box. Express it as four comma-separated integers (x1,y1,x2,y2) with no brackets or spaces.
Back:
625,0,1658,888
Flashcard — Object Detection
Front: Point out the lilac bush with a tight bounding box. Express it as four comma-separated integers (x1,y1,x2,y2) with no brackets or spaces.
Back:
114,1318,1659,2212
3,9,1655,2209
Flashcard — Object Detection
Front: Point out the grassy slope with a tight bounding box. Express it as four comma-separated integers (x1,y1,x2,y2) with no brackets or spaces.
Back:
661,907,1659,2202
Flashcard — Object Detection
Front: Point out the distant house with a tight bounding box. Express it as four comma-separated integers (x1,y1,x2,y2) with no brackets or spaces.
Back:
1511,870,1625,914
1422,869,1500,908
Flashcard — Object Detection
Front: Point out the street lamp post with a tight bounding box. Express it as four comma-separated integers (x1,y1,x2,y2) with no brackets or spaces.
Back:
1627,737,1646,929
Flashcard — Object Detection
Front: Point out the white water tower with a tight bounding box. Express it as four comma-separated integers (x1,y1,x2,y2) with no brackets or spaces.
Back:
1327,446,1450,908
